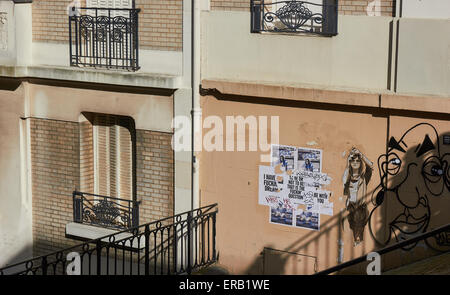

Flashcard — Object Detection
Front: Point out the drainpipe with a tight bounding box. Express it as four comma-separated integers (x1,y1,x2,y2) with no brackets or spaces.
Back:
190,0,201,211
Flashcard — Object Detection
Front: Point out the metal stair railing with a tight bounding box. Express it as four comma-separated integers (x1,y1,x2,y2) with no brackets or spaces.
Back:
315,223,450,275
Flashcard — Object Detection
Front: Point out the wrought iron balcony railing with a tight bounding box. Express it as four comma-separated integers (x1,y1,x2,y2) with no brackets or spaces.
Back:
0,203,218,275
73,191,140,230
69,7,140,71
251,0,338,36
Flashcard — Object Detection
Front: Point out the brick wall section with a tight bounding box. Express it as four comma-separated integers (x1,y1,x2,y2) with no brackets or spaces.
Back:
210,0,249,11
32,0,72,43
32,0,182,51
136,130,174,224
31,118,174,257
211,0,395,16
339,0,394,16
136,0,183,51
30,118,81,256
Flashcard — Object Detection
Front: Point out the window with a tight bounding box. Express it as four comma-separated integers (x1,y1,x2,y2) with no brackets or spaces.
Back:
80,113,135,201
87,0,133,17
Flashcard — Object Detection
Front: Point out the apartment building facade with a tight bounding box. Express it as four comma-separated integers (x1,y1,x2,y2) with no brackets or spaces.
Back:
0,0,196,267
0,0,449,275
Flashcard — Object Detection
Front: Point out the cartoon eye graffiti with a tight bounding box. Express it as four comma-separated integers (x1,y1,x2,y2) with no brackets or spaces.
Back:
386,153,402,175
422,156,445,196
422,158,443,181
431,165,444,176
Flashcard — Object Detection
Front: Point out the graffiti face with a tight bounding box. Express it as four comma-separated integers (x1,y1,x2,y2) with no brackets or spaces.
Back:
350,155,362,172
370,123,449,249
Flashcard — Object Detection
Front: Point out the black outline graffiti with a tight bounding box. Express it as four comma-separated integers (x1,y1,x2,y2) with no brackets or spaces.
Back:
368,123,450,251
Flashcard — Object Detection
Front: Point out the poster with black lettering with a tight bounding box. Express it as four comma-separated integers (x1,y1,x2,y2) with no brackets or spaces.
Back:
258,165,286,207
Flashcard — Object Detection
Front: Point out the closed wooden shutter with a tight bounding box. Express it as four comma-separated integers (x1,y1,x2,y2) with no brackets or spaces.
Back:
87,0,132,16
93,115,133,200
86,0,133,18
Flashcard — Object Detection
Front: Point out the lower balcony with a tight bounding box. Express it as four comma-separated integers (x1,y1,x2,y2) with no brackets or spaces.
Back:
66,191,140,243
0,203,219,275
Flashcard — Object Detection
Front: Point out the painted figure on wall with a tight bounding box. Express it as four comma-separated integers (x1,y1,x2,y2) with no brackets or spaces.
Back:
343,147,373,245
368,123,449,251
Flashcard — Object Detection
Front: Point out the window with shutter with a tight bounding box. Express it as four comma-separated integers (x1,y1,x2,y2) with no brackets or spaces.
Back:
92,114,133,201
87,0,132,16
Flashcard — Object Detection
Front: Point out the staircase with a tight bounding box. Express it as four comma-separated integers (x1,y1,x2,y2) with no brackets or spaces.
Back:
383,252,450,275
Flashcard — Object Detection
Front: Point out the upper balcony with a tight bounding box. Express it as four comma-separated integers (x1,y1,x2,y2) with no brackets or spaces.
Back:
250,0,338,36
69,7,141,72
0,0,185,89
201,0,450,98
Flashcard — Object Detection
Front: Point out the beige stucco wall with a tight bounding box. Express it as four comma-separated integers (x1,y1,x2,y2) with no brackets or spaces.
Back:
201,11,391,91
396,18,450,97
0,83,32,267
202,11,450,98
402,0,450,19
199,94,450,274
27,83,173,132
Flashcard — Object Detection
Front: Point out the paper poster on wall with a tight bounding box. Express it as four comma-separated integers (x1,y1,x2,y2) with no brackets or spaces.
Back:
270,205,294,227
291,170,331,186
258,165,285,206
319,201,334,216
295,209,320,231
260,145,333,231
297,148,322,172
271,144,297,171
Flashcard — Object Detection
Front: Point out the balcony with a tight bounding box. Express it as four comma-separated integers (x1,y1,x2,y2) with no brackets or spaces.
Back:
69,7,140,71
0,204,218,275
71,191,140,231
251,0,338,36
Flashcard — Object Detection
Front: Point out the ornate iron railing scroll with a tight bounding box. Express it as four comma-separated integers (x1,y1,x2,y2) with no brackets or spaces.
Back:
69,7,140,71
251,0,338,36
73,191,140,230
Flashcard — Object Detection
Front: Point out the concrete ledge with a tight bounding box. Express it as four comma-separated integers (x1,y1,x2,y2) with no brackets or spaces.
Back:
65,222,145,250
381,93,450,114
202,79,380,108
201,79,450,113
0,65,182,89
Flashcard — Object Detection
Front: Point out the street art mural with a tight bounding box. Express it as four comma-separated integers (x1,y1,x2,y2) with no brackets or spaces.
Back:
342,148,373,245
258,124,449,255
368,123,450,251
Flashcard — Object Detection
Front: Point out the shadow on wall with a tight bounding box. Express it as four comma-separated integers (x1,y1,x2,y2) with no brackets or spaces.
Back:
1,244,33,270
244,123,450,275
